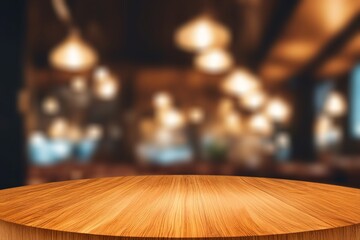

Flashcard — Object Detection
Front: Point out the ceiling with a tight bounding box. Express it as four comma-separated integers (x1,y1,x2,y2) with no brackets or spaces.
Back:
26,0,360,82
260,0,360,82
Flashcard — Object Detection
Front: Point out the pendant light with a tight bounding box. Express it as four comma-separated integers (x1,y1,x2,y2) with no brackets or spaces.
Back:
50,0,98,71
222,68,260,96
194,48,233,74
175,15,231,52
49,29,98,72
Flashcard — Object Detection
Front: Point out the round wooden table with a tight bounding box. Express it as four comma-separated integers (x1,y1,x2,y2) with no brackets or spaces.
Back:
0,176,359,239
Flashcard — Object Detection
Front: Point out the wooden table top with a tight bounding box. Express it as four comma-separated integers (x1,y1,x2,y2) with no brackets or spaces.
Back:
0,175,360,240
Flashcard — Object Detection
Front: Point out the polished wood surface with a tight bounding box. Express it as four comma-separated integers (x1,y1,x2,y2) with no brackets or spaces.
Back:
0,175,360,239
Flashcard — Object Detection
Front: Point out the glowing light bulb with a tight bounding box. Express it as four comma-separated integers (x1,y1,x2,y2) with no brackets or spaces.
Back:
248,114,273,136
241,90,266,110
222,68,260,96
71,76,87,92
194,48,233,74
324,91,347,117
49,30,97,71
42,97,60,115
153,92,173,110
93,67,119,100
188,107,204,124
175,16,231,52
48,118,69,139
95,80,118,100
94,66,111,81
29,131,47,145
86,124,103,140
265,98,291,123
159,108,185,129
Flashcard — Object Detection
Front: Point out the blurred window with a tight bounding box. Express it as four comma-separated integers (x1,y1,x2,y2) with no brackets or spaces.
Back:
314,81,334,114
349,63,360,138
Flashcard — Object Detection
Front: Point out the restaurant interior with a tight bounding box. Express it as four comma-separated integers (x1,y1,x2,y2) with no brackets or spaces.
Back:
0,0,359,189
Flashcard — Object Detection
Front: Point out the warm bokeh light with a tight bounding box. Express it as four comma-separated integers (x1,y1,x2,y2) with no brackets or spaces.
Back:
93,67,119,100
275,133,291,148
42,97,60,115
188,107,204,124
158,108,185,129
265,98,291,123
153,92,173,110
94,79,118,100
85,124,103,140
67,125,82,142
71,76,87,92
94,66,111,81
241,90,266,111
48,118,69,139
175,15,231,52
222,68,260,96
315,114,343,148
315,114,332,136
248,113,273,136
194,48,233,74
324,91,347,117
49,30,98,71
29,131,46,146
7,0,360,188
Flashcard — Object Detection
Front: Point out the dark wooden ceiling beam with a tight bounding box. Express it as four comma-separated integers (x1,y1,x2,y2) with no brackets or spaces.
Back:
252,0,300,70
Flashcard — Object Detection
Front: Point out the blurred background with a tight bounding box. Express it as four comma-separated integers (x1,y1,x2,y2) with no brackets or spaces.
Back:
0,0,359,189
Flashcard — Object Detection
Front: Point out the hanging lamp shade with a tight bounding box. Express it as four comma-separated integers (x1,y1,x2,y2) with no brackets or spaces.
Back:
222,68,260,96
175,16,231,52
49,30,98,72
194,48,233,74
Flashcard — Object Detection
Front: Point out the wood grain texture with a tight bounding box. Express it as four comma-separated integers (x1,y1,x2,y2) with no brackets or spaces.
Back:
0,175,359,239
